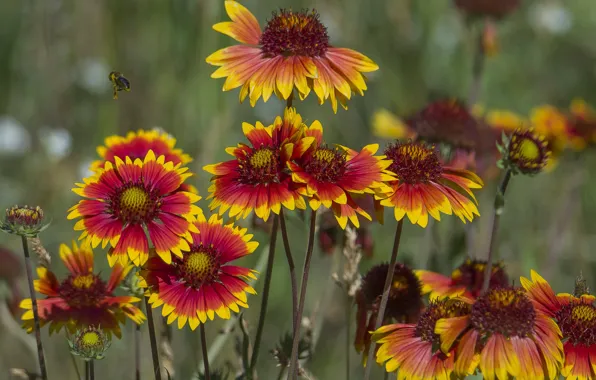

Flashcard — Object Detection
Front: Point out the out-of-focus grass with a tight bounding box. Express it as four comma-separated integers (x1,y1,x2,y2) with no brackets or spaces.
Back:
1,0,596,379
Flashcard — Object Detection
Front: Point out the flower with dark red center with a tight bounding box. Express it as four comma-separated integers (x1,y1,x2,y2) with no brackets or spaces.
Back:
436,286,563,379
453,0,521,19
522,270,596,379
204,107,312,222
19,241,145,338
406,99,481,151
68,150,202,266
140,214,258,330
379,141,483,227
416,258,509,300
1,205,49,237
354,263,424,365
289,123,394,229
206,1,379,113
499,128,551,175
372,299,471,379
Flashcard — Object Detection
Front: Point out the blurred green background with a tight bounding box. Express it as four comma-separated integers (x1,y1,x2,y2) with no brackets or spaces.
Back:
1,0,596,379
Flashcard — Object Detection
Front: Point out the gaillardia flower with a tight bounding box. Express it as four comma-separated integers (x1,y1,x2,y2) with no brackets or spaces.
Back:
380,141,483,227
522,270,596,380
354,263,423,365
140,214,258,330
436,287,564,380
406,99,481,151
416,258,509,300
1,205,49,237
566,98,596,150
68,150,202,266
372,299,472,380
371,109,416,141
68,325,111,361
289,122,394,229
206,1,379,112
20,241,145,338
498,128,551,175
204,107,312,222
92,129,192,171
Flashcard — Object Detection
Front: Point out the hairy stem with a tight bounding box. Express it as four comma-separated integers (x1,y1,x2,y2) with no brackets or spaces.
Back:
21,236,48,380
145,297,162,380
363,220,404,380
481,169,512,293
288,210,317,380
279,208,298,333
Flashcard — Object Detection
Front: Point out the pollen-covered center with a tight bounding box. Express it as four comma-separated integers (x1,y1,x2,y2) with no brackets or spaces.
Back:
239,147,281,185
180,247,220,288
361,263,422,322
470,288,535,337
260,9,329,57
304,147,347,183
508,130,549,173
556,302,596,346
384,142,443,184
82,331,101,348
59,274,107,307
114,186,158,224
451,259,509,298
415,299,470,347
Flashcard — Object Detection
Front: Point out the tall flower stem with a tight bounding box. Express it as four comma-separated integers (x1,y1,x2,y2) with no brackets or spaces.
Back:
200,324,211,380
345,294,351,380
145,297,162,380
21,236,48,380
135,324,141,380
481,169,512,293
89,360,95,380
288,209,317,380
279,208,298,332
249,215,279,373
467,19,487,107
363,219,404,380
69,352,81,380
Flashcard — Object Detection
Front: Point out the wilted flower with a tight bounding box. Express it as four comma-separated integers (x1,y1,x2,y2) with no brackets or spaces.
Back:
1,205,49,237
271,331,312,369
68,325,111,360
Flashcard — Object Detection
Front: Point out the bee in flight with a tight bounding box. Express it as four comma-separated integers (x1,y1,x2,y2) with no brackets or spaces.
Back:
109,71,131,99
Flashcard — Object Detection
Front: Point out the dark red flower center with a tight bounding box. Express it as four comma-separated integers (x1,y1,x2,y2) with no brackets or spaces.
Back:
470,287,535,337
238,147,281,185
451,259,509,298
5,205,44,228
111,185,160,224
415,299,471,347
556,302,596,346
360,263,422,322
507,129,550,174
179,246,220,288
260,9,329,58
304,147,347,183
384,142,443,184
59,274,107,307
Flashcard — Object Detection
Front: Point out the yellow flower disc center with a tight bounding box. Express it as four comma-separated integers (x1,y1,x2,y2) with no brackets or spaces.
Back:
518,138,540,160
384,142,443,184
305,147,347,183
73,274,95,289
470,288,535,337
181,250,219,287
572,304,596,323
249,148,275,169
117,186,157,223
82,331,101,347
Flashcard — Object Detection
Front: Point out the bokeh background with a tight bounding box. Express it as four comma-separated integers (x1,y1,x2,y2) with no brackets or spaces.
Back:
1,0,596,379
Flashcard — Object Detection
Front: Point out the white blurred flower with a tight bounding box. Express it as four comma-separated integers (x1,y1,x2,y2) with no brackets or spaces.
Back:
39,127,72,161
79,58,110,94
0,116,31,155
530,3,573,35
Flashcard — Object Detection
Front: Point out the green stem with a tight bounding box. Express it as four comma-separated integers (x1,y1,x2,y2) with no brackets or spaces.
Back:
89,360,95,380
21,236,48,380
145,297,162,380
346,295,351,380
481,169,512,293
135,324,141,380
363,219,404,380
287,210,317,380
200,324,211,380
249,215,279,373
279,208,298,333
69,352,81,380
276,366,285,380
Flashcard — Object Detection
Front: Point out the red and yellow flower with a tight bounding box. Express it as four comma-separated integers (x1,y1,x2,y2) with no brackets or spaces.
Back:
566,98,596,150
522,270,596,380
289,122,394,229
372,299,472,380
204,107,312,222
140,214,258,330
68,150,202,266
20,241,145,338
206,1,379,112
354,263,423,365
416,258,509,300
436,287,564,380
379,141,483,227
